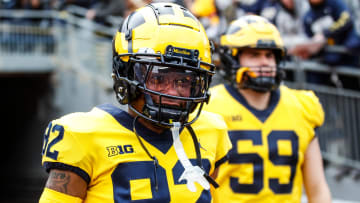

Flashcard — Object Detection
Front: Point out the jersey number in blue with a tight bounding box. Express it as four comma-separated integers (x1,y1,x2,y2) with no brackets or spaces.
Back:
41,122,64,160
111,159,212,203
228,130,298,194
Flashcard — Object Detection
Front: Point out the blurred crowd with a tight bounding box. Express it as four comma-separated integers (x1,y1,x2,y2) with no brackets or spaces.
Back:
1,0,360,89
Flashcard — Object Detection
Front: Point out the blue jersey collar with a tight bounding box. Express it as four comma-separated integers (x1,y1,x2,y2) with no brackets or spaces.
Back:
224,85,280,123
97,103,174,153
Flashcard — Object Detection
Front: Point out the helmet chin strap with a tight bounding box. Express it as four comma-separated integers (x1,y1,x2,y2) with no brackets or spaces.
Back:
171,122,210,192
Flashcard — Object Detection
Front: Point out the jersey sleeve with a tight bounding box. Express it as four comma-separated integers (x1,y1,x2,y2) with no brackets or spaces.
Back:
41,118,92,184
191,108,232,171
202,85,232,167
296,90,325,140
209,112,232,169
215,127,232,169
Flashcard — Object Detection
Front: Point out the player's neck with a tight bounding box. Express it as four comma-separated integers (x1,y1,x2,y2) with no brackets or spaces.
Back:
239,88,271,111
136,116,166,134
128,105,166,134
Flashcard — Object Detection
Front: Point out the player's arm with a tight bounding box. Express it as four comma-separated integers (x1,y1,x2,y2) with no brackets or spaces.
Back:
302,137,332,203
39,169,87,203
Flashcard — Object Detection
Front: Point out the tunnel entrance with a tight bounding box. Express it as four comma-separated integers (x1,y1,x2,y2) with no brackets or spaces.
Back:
1,73,54,202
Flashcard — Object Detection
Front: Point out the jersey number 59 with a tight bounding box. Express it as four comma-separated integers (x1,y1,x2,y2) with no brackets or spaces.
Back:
228,130,298,194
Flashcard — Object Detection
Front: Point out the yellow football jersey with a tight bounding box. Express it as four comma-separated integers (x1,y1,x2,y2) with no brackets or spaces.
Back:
204,84,324,203
41,103,231,203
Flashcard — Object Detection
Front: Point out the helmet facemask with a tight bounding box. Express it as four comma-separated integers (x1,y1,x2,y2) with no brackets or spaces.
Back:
219,46,285,92
237,48,286,92
113,49,214,128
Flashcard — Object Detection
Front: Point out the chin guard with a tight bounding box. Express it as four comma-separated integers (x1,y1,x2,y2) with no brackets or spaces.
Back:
236,67,257,84
235,66,284,92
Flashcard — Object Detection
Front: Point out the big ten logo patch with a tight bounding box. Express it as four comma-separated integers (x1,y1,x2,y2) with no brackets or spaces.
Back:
107,145,134,157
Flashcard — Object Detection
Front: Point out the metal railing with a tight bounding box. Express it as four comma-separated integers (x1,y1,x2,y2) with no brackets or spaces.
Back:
0,10,59,72
0,8,359,169
283,80,360,169
284,61,360,169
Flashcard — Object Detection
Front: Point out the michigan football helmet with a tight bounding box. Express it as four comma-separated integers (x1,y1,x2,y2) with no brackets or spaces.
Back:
219,15,286,92
112,3,215,127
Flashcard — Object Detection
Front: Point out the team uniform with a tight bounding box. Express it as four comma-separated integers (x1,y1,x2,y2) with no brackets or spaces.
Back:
204,84,324,203
41,103,231,203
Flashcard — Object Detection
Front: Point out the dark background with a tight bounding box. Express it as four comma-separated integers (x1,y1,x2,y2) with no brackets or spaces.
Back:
1,73,52,202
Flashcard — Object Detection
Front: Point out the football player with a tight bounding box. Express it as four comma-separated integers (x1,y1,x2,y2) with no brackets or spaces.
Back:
204,15,332,203
39,3,231,202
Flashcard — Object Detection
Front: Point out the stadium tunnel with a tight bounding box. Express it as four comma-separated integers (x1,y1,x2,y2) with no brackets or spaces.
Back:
0,73,53,202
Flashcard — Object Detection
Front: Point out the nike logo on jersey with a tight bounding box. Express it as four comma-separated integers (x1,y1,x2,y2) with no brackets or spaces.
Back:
107,145,134,157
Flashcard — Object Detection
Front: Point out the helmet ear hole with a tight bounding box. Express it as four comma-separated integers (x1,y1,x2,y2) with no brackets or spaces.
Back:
113,78,129,105
112,57,131,105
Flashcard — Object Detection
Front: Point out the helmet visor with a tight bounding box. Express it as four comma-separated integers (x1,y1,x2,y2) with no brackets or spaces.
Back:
134,63,206,100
